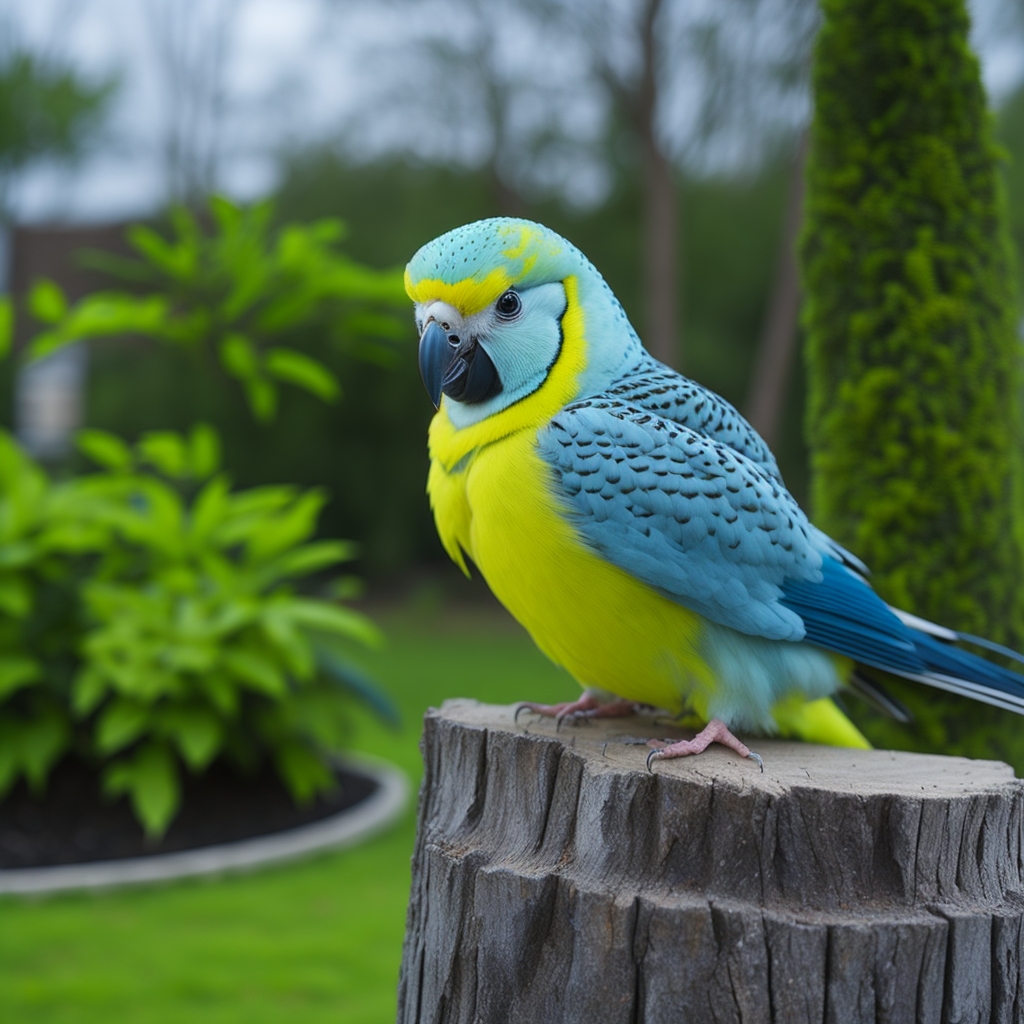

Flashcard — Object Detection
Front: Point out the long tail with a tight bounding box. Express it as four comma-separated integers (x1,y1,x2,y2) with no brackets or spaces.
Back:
776,587,1024,745
781,557,1024,718
879,608,1024,715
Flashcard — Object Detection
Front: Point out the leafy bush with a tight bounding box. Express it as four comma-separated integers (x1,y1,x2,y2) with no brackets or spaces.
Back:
26,195,407,421
0,423,394,837
0,198,407,838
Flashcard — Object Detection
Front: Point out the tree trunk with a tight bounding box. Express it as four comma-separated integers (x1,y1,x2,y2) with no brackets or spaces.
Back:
744,132,807,447
399,700,1024,1024
637,0,679,369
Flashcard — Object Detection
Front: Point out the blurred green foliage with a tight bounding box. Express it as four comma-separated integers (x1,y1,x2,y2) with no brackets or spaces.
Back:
274,155,795,409
0,423,395,837
0,200,414,836
802,0,1024,768
998,83,1024,300
26,196,407,421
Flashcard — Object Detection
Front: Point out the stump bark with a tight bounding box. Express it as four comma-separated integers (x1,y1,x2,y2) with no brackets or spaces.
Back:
398,700,1024,1024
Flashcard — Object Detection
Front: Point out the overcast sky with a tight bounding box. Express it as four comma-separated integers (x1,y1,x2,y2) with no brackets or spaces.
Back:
4,0,1024,226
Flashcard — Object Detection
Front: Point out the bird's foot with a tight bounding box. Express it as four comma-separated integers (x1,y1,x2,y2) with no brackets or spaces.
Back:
646,718,763,772
515,694,638,730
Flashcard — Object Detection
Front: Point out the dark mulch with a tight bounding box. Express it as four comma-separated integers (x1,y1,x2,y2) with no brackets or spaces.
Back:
0,756,378,870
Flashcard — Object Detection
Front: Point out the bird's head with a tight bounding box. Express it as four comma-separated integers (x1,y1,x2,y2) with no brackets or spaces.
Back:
406,218,644,429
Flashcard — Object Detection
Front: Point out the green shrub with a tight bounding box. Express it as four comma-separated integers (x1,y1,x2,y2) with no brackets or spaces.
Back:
0,423,394,837
26,195,407,422
0,196,408,837
801,0,1024,766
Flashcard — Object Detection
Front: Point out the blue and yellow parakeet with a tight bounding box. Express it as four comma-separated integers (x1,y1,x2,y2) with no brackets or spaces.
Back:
408,217,1024,767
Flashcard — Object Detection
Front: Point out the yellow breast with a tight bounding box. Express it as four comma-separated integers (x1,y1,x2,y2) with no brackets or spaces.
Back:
427,422,715,716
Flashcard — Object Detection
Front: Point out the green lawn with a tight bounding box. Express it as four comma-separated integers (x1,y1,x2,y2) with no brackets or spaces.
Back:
0,604,575,1024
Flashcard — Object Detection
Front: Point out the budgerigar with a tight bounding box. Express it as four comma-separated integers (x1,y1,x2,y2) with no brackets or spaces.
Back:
408,217,1024,767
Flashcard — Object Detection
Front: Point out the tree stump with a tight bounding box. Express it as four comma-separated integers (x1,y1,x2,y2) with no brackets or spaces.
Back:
397,699,1024,1024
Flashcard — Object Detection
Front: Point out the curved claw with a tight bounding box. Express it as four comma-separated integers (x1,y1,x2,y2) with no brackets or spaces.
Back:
514,703,534,726
555,710,593,733
747,751,764,772
646,748,661,773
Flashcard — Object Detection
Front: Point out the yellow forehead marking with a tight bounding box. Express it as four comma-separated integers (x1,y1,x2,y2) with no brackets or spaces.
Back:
404,266,513,317
405,224,555,316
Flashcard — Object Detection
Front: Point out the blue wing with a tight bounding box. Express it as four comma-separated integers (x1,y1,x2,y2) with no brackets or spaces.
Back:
599,359,870,576
538,397,821,641
605,356,783,481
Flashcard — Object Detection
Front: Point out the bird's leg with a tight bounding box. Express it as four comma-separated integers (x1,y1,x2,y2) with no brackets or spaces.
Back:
646,718,763,771
515,692,638,728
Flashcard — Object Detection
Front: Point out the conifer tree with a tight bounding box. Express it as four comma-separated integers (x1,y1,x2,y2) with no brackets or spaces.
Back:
801,0,1024,766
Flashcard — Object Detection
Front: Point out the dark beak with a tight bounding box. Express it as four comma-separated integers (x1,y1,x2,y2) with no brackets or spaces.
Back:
417,320,501,410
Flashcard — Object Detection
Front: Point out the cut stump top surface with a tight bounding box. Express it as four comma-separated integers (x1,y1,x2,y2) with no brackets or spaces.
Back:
442,698,1016,799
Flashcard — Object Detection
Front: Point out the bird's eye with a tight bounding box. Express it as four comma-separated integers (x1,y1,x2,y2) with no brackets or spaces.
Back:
495,290,522,320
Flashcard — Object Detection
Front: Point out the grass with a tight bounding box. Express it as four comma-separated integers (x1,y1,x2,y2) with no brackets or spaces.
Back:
0,602,575,1024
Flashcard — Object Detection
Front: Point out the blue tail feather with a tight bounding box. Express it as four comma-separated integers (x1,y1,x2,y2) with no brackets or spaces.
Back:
952,630,1024,672
781,556,1024,715
910,633,1024,710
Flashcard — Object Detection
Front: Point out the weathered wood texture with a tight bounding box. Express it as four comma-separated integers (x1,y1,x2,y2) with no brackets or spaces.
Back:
398,700,1024,1024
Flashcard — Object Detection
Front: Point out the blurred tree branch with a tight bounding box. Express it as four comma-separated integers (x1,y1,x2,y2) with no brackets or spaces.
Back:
744,129,807,446
330,0,822,376
329,0,602,216
142,0,244,205
544,0,683,366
